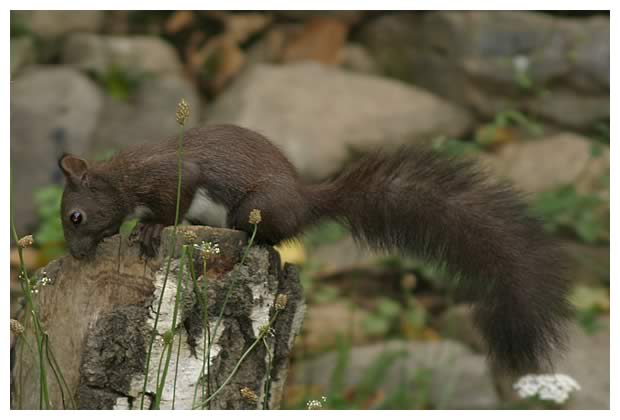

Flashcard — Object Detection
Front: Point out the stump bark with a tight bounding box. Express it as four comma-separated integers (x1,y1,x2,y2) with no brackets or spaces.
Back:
11,226,305,409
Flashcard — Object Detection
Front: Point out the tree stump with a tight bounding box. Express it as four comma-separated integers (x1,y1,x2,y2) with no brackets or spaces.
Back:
11,226,305,409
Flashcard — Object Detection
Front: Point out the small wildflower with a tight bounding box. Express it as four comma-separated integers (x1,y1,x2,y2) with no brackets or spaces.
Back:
306,399,324,410
193,241,221,260
10,319,25,335
240,387,259,403
513,55,530,73
248,209,262,225
181,229,197,243
175,99,190,126
39,270,53,286
275,294,288,311
513,374,581,404
17,235,34,249
258,324,275,338
162,330,175,345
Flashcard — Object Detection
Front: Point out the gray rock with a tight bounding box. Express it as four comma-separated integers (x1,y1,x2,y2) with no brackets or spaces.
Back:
479,132,609,194
10,66,104,235
206,62,474,179
12,10,103,38
293,339,500,409
436,304,486,353
90,75,201,155
359,11,609,129
558,319,609,409
10,37,35,77
62,34,182,77
340,43,380,74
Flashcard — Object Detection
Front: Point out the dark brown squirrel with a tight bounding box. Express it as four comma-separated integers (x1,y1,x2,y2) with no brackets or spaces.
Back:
58,124,573,374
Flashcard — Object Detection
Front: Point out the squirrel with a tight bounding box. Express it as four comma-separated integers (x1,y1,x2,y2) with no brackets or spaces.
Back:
58,124,573,374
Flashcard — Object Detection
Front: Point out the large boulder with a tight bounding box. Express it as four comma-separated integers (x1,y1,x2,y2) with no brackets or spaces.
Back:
205,62,474,179
10,66,104,236
90,75,201,154
62,34,183,77
479,132,609,194
11,10,103,38
359,11,609,130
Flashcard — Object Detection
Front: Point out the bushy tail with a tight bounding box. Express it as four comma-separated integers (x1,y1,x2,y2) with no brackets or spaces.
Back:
307,146,573,373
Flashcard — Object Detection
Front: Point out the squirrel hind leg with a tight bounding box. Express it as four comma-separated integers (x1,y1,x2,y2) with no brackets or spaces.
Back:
231,188,309,245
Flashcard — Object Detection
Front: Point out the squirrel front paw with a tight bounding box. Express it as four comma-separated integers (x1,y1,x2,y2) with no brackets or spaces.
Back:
129,222,164,259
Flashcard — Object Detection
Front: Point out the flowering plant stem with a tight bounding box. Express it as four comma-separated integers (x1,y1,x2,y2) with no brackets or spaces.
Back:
10,165,50,409
140,120,185,409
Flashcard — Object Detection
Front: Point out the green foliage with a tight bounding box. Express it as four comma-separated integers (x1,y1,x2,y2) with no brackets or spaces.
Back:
10,13,31,38
531,184,609,244
569,285,609,334
324,339,410,409
378,367,433,409
312,285,341,304
590,119,610,144
33,185,65,259
362,297,402,337
302,221,349,249
119,218,139,239
402,298,428,331
431,137,482,157
292,338,432,409
475,109,543,149
93,66,147,101
514,66,534,91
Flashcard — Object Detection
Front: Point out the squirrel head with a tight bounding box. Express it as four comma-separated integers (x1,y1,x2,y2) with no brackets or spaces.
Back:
58,154,126,259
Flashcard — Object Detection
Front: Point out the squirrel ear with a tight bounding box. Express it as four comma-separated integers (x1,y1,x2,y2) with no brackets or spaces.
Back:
59,154,89,185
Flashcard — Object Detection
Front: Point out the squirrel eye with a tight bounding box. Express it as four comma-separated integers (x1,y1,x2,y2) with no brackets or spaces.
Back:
70,211,83,225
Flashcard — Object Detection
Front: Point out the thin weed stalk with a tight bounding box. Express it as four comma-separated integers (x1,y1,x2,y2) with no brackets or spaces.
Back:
262,337,274,410
153,246,187,408
10,165,50,409
171,247,190,409
140,100,188,409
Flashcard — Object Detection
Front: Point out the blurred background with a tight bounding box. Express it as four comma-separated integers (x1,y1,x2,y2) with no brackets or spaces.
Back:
10,10,609,409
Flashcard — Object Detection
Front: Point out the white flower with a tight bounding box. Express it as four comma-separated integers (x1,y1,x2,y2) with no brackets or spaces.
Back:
193,241,221,258
513,374,581,404
306,396,327,409
513,55,530,73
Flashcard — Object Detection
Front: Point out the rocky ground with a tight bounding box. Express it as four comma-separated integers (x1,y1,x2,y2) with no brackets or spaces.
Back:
10,11,609,410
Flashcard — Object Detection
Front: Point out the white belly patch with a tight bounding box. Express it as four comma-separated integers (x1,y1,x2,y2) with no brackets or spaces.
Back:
185,188,229,228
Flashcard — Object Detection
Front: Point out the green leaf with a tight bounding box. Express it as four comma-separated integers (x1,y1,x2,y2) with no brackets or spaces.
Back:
354,349,407,404
302,221,348,249
375,297,401,318
431,137,481,157
327,336,352,399
362,314,392,336
590,143,603,158
120,218,139,238
313,285,340,304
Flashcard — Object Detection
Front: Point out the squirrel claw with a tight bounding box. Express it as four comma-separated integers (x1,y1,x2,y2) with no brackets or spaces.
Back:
130,222,163,259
